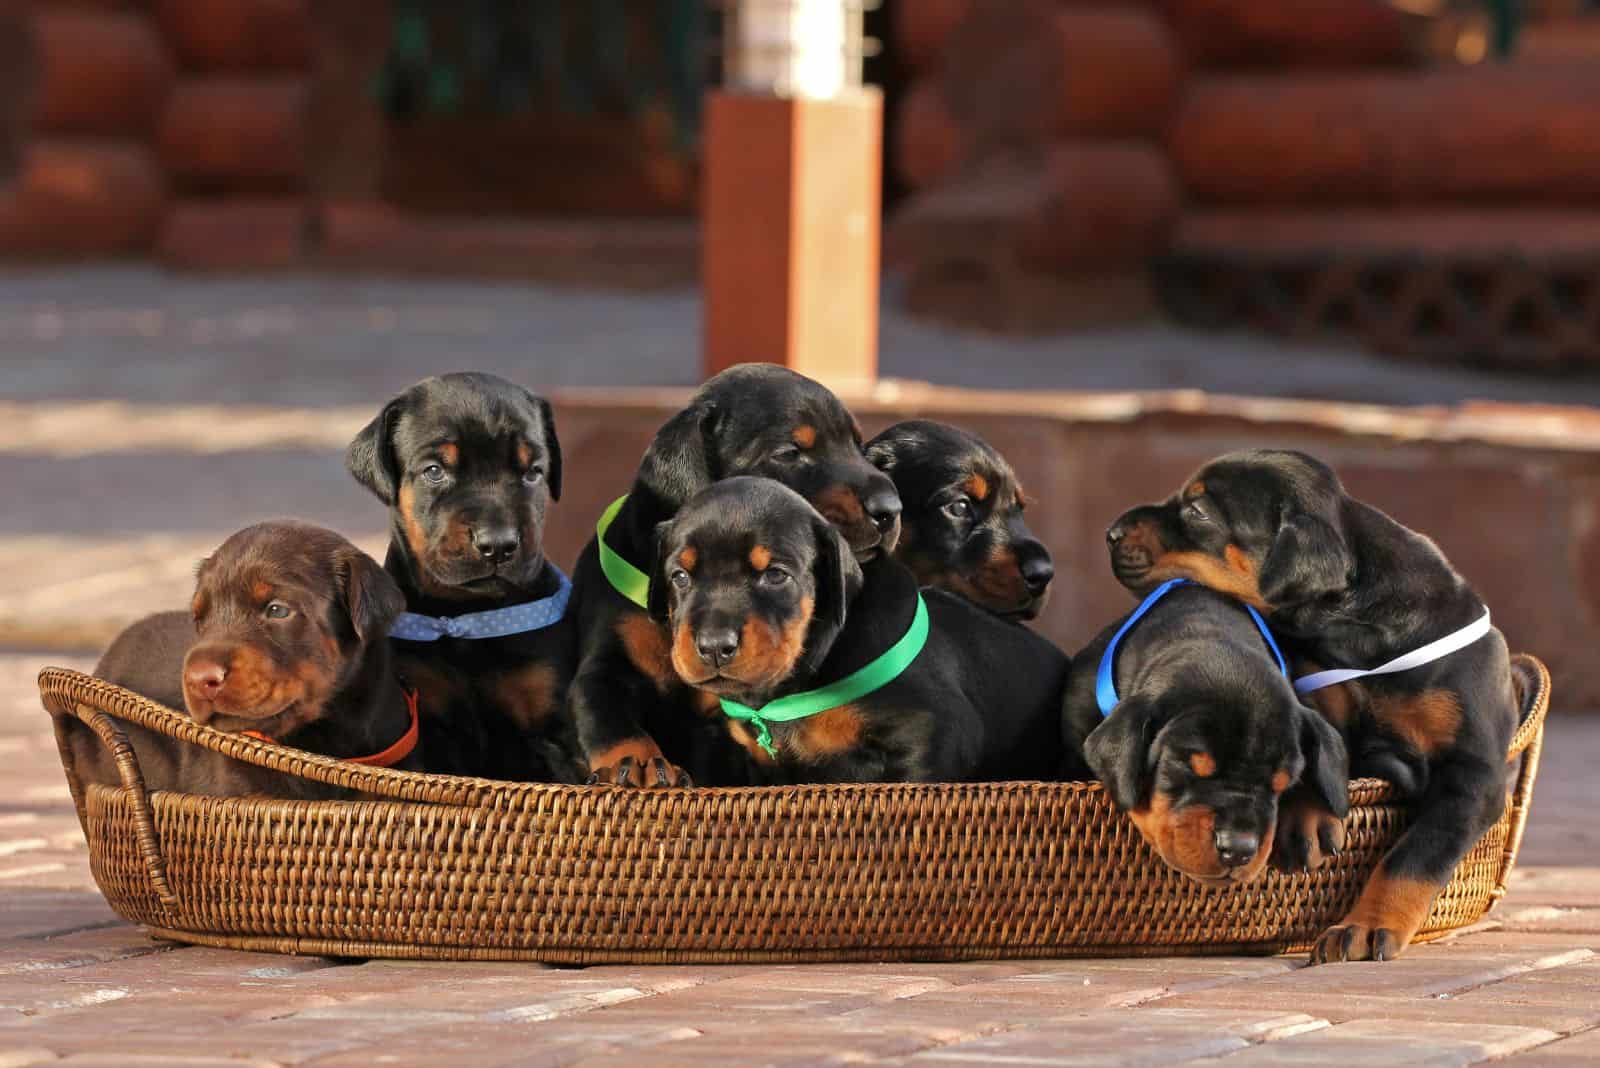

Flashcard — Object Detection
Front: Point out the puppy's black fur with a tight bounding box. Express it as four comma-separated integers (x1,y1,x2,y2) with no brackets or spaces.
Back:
1107,449,1519,961
866,420,1054,620
1065,582,1348,887
81,521,416,798
347,372,581,781
650,477,1069,783
568,364,904,787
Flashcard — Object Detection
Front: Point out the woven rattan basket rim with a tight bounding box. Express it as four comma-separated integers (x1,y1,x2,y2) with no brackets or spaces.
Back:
37,654,1549,806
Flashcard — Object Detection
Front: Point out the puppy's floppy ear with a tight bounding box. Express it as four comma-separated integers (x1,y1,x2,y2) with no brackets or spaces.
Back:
346,397,405,505
646,520,676,624
190,552,216,617
1259,507,1352,607
1296,702,1350,819
1083,694,1163,812
797,514,865,674
520,391,562,502
636,400,722,509
339,551,406,642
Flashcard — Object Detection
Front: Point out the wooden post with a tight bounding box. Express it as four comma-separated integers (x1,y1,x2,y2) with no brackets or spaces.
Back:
701,87,883,387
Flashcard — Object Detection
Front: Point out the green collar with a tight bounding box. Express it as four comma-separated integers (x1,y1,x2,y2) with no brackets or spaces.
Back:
596,494,650,609
721,593,930,758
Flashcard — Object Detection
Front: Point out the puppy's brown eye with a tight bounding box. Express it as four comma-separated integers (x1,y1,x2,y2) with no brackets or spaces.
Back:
522,467,544,486
1185,501,1209,522
943,498,972,521
758,568,791,588
771,445,803,463
422,464,446,484
669,568,691,590
264,602,291,620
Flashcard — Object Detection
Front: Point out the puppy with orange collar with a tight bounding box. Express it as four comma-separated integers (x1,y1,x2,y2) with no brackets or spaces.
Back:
82,521,418,797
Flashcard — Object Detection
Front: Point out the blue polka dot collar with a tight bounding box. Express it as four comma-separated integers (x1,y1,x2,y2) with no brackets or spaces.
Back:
388,566,572,642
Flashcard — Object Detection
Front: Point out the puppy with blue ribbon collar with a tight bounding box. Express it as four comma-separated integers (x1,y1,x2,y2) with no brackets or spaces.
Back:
346,373,583,783
1064,577,1349,889
389,568,571,642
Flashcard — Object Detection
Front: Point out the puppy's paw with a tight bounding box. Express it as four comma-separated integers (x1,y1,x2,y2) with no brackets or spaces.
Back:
585,756,692,789
1272,792,1345,873
1309,922,1405,964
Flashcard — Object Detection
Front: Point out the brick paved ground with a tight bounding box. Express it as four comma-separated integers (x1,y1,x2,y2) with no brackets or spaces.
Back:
4,267,1600,1065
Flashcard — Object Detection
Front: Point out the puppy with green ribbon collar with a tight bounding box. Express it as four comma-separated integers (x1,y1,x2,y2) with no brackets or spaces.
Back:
564,364,905,789
648,477,1072,784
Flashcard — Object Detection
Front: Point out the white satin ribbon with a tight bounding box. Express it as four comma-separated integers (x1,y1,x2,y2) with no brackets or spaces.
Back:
1293,609,1493,695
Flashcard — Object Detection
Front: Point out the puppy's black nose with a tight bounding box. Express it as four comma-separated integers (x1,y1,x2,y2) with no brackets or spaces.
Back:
185,661,226,698
473,526,520,563
1019,553,1054,595
1214,829,1261,870
864,489,902,533
695,628,741,669
1105,523,1126,546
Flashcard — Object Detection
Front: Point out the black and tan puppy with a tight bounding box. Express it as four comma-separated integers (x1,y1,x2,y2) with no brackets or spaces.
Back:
865,420,1054,620
647,477,1070,783
1065,580,1348,887
82,521,416,797
1107,449,1519,961
347,372,581,781
568,364,904,787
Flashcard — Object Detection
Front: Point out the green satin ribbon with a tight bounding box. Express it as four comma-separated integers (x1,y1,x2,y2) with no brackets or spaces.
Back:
596,494,650,609
721,593,930,758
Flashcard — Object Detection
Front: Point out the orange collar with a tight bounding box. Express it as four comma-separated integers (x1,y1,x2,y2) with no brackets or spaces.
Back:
241,688,420,768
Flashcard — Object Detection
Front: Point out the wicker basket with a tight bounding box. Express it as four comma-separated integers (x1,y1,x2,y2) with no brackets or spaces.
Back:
38,655,1548,964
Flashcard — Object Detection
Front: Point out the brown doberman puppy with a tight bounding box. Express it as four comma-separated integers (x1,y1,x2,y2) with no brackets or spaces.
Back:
81,521,416,798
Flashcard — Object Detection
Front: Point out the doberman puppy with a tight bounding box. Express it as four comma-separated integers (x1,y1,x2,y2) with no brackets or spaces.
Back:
1106,449,1519,961
1064,579,1349,887
865,420,1054,620
648,477,1070,783
347,372,581,782
82,521,417,797
568,364,905,788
